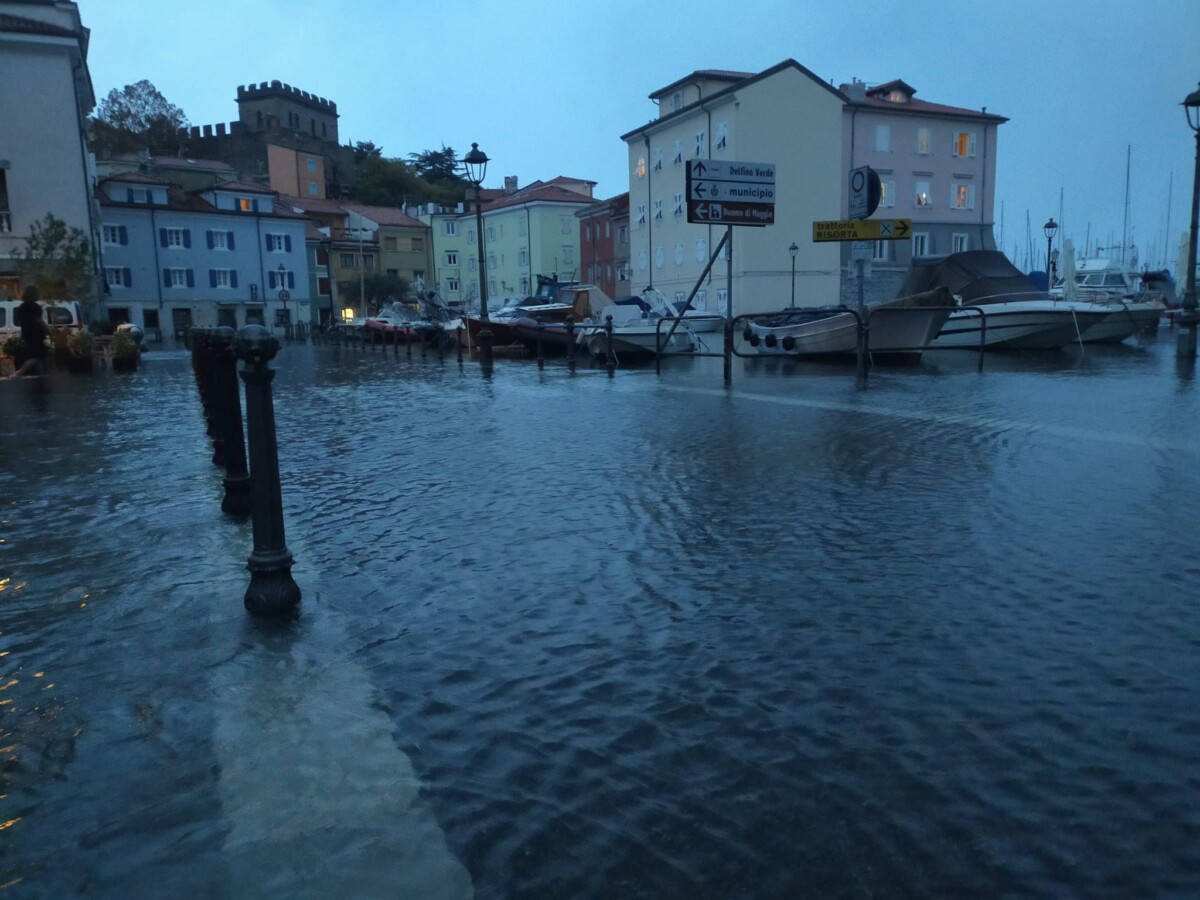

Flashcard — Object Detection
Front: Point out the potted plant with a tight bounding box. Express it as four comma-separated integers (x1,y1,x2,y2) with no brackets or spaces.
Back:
110,330,139,373
1,333,20,377
66,329,94,373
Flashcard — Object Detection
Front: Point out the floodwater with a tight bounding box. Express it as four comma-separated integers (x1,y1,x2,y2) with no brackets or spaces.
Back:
2,334,1199,899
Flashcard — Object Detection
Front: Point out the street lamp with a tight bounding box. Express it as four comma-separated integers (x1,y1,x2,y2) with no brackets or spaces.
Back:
1043,218,1058,288
462,141,492,371
1179,82,1200,359
788,242,798,307
277,263,288,335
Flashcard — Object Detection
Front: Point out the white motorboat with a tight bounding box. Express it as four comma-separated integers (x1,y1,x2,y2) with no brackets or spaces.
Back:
584,291,724,358
1050,242,1166,343
743,287,954,362
931,298,1112,350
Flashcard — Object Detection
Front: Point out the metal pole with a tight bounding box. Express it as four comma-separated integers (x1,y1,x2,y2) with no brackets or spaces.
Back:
1178,128,1200,359
475,187,493,372
213,326,251,516
236,325,300,617
723,225,733,385
536,322,545,369
567,318,577,373
790,253,796,306
856,258,869,378
605,315,616,375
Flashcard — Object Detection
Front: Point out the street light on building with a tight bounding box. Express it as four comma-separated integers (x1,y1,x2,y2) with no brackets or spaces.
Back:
1179,83,1200,359
788,242,798,307
462,142,492,371
1043,218,1058,288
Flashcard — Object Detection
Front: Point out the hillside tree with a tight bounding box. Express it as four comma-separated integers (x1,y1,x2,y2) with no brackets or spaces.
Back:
90,79,188,155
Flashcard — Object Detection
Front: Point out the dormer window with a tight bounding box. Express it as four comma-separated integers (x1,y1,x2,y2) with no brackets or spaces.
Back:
888,90,906,102
670,91,683,112
124,187,150,204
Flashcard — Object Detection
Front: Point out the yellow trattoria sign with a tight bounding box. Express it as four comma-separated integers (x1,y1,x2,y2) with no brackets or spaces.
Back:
812,219,912,242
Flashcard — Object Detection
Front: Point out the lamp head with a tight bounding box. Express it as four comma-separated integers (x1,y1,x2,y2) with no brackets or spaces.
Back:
788,242,799,259
462,142,489,186
1043,218,1058,241
1184,83,1200,132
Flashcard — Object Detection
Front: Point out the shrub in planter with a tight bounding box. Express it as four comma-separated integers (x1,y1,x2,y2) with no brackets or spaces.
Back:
66,330,94,373
111,331,139,372
1,333,20,358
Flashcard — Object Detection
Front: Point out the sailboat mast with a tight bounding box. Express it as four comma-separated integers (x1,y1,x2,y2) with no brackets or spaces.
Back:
1164,172,1173,270
1121,144,1131,266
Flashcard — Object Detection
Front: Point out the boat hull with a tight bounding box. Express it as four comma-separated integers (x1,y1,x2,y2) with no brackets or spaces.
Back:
1079,301,1164,343
931,302,1110,350
747,305,951,361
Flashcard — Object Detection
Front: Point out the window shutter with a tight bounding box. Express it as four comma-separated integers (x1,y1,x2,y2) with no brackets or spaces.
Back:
183,230,192,249
206,230,214,249
230,270,238,289
119,225,128,245
163,269,171,287
122,268,131,287
284,235,292,252
209,269,217,289
159,228,168,247
186,269,195,288
268,271,275,289
287,272,294,289
126,188,134,203
227,231,235,250
265,233,271,251
252,199,259,212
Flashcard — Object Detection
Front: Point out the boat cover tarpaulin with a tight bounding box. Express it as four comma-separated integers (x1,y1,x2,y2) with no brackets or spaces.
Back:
896,251,1041,305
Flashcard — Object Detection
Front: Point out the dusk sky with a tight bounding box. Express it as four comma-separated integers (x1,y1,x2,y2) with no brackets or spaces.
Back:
77,0,1198,275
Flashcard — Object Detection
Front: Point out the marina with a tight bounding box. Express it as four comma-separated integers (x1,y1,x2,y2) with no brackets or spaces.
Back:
2,336,1199,898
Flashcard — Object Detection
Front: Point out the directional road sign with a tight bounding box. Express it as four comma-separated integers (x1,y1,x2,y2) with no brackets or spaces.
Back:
687,201,775,226
687,159,775,226
812,218,912,242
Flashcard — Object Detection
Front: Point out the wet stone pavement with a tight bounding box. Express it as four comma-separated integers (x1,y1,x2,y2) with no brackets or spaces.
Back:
1,335,1199,899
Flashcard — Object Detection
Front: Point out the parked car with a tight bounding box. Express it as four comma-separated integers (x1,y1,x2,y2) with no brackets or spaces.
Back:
0,298,82,335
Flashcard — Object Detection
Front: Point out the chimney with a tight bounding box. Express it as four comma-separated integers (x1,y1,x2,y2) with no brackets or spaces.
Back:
841,77,866,102
504,175,518,195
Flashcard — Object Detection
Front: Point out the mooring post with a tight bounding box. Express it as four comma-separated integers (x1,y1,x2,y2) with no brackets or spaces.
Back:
456,325,464,364
205,330,227,467
213,326,251,516
536,322,545,369
605,315,616,376
567,318,577,373
235,325,300,617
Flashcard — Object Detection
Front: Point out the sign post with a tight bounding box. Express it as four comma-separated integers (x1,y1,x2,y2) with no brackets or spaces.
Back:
684,159,777,384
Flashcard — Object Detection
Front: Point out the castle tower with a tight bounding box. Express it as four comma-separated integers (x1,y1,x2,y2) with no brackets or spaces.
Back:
236,81,339,144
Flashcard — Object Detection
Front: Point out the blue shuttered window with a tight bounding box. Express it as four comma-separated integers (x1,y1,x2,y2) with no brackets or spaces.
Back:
230,270,238,288
206,231,214,249
284,235,292,252
287,272,294,289
159,228,168,248
162,269,171,287
118,225,128,245
227,231,235,250
183,230,191,249
209,270,217,288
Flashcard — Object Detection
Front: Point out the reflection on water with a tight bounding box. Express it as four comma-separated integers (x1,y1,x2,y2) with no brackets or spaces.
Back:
1,338,1199,898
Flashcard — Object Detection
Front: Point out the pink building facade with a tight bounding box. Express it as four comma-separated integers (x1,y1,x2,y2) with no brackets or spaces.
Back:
840,79,1007,305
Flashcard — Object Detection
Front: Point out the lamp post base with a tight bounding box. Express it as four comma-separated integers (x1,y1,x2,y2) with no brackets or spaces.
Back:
478,325,494,371
245,549,301,616
1176,312,1199,359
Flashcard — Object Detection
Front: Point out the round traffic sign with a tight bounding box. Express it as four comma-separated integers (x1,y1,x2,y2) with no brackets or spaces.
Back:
278,289,291,301
851,170,866,193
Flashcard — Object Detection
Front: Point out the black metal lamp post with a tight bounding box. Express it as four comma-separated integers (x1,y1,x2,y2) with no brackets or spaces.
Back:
462,142,492,371
1179,83,1200,359
1043,218,1058,288
788,242,798,307
277,263,287,334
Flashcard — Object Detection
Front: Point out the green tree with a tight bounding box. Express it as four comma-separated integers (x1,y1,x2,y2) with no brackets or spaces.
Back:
408,146,462,183
90,80,188,155
17,213,95,301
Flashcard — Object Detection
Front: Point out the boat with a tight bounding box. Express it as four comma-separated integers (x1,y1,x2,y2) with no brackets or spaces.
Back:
898,250,1112,350
462,274,580,349
511,284,614,354
743,287,955,362
584,291,725,359
1049,241,1166,343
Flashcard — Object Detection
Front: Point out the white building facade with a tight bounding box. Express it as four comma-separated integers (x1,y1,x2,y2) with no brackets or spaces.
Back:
622,62,846,316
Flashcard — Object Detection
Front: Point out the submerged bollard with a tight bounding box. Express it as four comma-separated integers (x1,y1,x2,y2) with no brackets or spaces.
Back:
213,326,251,516
456,325,463,363
536,323,545,369
567,318,577,373
605,315,616,376
236,325,301,617
205,331,228,467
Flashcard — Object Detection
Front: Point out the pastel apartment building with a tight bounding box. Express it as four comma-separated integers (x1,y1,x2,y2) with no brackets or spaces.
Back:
840,78,1006,305
98,174,310,336
578,192,630,300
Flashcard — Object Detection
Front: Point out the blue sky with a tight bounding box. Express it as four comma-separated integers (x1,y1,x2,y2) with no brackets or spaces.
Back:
78,0,1199,274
